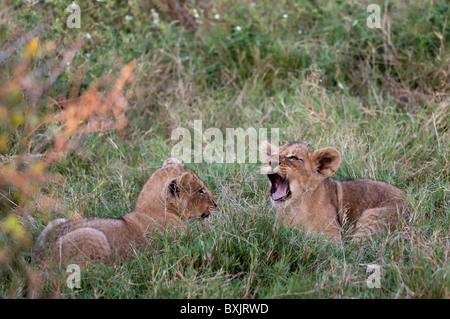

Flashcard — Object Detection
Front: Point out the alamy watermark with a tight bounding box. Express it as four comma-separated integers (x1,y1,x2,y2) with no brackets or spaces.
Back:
66,2,81,29
367,4,381,29
65,2,382,30
66,264,81,289
366,264,381,288
170,120,279,172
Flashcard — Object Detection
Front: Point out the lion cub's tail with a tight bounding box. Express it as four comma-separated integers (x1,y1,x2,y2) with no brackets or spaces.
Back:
33,218,68,264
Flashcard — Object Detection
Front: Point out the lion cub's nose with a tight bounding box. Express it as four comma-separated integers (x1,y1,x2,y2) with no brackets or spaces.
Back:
269,160,279,170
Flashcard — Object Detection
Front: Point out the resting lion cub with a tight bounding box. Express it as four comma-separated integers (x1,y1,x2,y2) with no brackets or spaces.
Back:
261,141,410,242
34,158,217,266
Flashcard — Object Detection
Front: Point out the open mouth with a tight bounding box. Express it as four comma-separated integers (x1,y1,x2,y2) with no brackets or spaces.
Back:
267,173,291,202
201,213,210,219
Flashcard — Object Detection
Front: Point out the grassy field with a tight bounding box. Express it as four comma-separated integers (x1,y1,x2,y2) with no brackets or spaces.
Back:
0,0,449,298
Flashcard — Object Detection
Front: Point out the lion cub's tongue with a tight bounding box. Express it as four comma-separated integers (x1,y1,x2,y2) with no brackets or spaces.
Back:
272,180,289,201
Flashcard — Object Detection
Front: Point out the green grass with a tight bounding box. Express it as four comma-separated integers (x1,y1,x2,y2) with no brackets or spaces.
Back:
0,0,449,298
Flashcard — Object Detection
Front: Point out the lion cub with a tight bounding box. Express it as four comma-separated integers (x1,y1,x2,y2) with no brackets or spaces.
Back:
34,158,217,266
261,141,410,242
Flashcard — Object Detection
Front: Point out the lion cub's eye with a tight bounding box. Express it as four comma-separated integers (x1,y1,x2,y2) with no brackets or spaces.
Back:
288,156,302,161
198,189,205,194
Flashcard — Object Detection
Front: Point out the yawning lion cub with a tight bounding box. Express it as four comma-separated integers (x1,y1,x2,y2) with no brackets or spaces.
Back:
261,141,410,242
34,158,217,266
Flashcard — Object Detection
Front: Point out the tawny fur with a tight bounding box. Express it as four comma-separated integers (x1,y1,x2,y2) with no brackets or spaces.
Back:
261,141,411,242
33,158,217,267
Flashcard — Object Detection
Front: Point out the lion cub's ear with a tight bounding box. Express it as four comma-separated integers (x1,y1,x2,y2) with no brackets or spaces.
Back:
260,140,278,163
312,147,341,177
169,172,193,195
163,158,183,167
